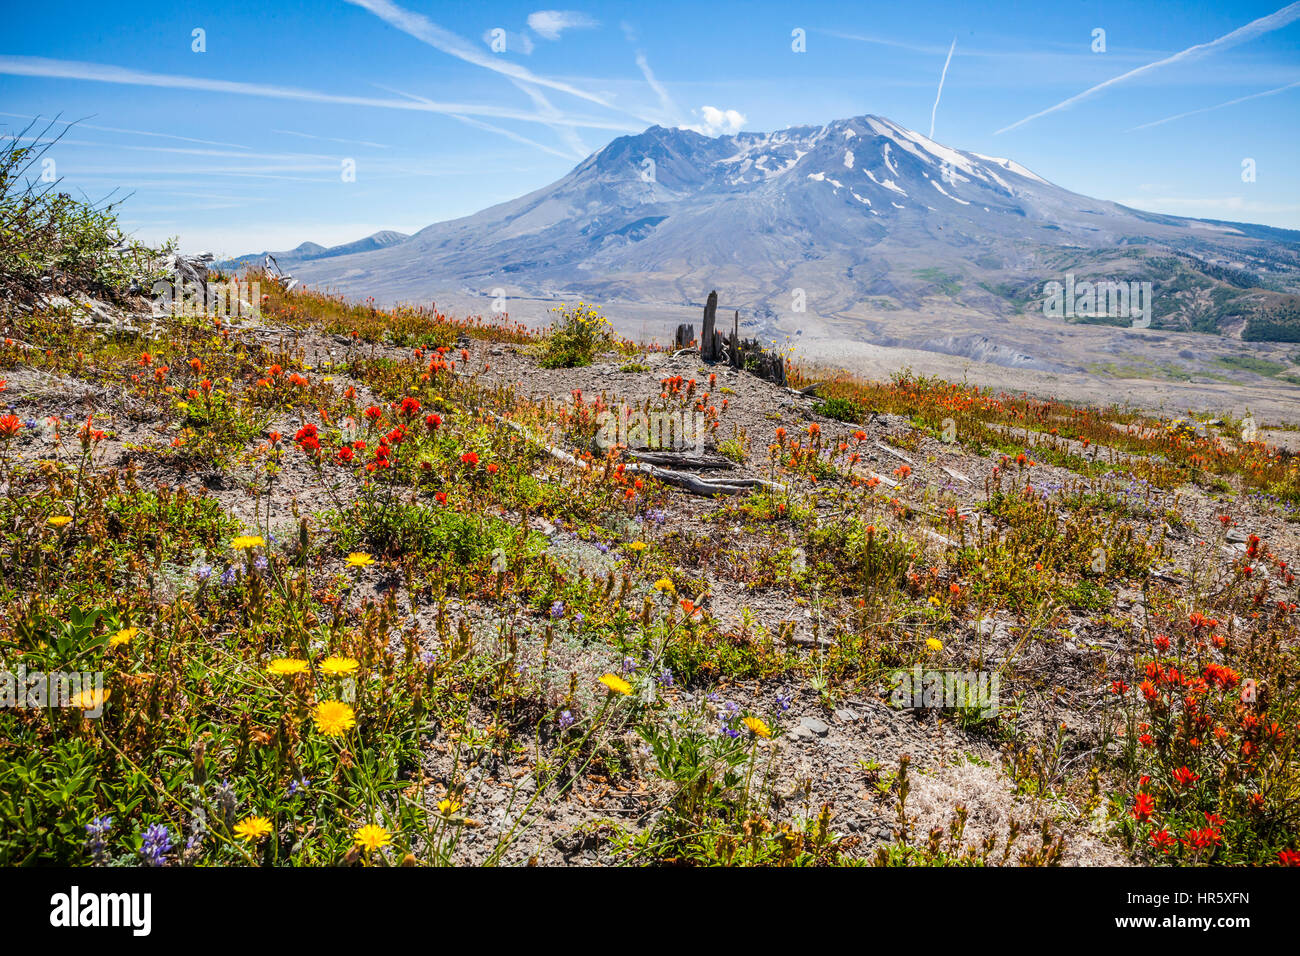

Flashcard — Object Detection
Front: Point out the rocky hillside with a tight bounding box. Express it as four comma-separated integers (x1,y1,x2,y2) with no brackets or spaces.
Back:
2,274,1297,866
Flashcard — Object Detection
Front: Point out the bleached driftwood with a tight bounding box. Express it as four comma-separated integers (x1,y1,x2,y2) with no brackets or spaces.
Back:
626,449,737,470
491,413,783,497
263,254,299,292
873,440,914,465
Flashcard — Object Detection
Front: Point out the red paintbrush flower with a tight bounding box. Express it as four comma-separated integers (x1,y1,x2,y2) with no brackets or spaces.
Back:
1172,766,1200,787
1132,793,1155,823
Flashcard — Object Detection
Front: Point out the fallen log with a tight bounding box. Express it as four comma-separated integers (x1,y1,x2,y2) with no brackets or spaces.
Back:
490,412,782,497
626,450,737,470
873,440,915,465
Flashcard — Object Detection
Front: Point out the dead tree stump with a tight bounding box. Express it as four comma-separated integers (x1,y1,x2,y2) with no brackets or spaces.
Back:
700,290,718,360
691,290,786,386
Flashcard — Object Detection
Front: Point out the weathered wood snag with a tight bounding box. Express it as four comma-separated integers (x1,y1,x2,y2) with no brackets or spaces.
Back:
700,290,719,360
692,290,785,385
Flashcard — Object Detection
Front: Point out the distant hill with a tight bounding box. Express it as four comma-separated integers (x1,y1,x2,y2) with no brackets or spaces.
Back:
219,229,410,271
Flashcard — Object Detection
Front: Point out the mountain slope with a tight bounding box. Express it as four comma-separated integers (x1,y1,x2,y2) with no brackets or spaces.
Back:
220,229,410,272
280,116,1300,335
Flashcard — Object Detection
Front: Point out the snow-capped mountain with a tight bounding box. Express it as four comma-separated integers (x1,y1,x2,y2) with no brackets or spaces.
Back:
277,115,1299,329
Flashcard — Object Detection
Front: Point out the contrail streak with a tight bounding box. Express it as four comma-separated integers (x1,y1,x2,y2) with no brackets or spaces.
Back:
995,1,1300,134
930,37,957,139
1128,78,1300,130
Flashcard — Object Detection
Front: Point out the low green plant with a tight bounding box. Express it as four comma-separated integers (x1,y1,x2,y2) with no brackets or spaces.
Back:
540,302,613,368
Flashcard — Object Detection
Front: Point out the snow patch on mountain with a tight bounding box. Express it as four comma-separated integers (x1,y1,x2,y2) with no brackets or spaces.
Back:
971,152,1049,185
808,172,846,190
865,169,908,197
930,179,970,205
882,142,899,176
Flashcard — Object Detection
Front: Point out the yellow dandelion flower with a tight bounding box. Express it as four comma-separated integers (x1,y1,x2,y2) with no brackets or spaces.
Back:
437,798,461,815
928,595,941,606
345,552,374,568
653,578,676,594
742,716,771,738
313,700,356,736
110,627,137,647
626,541,648,552
233,815,274,842
266,658,309,676
320,656,360,677
926,637,943,653
231,535,265,550
354,823,391,851
598,673,632,695
48,515,73,527
70,688,110,711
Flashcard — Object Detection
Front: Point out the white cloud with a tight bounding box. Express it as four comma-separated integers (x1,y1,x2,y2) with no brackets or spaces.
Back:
481,28,535,55
685,106,746,137
527,10,598,40
346,0,608,106
1115,196,1300,216
635,52,679,124
0,111,252,150
0,55,638,132
272,129,391,149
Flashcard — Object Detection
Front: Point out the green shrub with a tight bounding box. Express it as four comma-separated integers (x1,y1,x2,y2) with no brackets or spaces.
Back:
814,396,864,422
539,302,612,368
0,121,167,306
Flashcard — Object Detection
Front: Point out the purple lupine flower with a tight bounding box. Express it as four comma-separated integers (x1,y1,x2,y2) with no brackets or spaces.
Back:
85,815,112,865
621,656,638,675
775,693,793,712
139,822,174,866
287,777,310,797
196,564,213,581
656,669,674,687
558,710,575,731
549,600,565,619
719,727,741,739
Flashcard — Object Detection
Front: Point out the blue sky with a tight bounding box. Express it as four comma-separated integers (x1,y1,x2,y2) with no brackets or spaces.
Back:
3,0,1298,255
